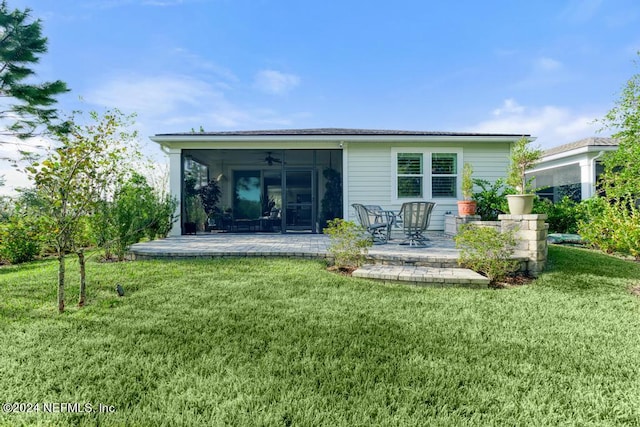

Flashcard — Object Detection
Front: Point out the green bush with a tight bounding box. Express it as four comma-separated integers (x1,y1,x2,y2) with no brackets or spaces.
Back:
0,215,41,264
323,219,372,269
579,197,640,259
91,173,177,260
454,224,519,284
533,196,585,234
472,178,511,220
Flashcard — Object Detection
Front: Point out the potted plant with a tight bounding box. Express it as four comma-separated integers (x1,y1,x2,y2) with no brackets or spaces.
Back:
505,136,543,215
184,194,207,233
457,162,477,216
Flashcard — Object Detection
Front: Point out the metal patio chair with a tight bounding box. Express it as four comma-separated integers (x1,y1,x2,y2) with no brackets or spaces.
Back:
352,203,391,244
398,201,436,246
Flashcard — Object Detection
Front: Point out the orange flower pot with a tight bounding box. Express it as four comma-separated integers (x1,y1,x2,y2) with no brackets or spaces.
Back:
457,200,477,217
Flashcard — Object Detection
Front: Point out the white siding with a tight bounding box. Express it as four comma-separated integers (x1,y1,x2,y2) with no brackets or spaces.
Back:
345,141,511,230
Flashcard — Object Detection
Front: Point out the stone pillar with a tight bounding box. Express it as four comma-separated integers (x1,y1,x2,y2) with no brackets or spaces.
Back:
498,214,548,277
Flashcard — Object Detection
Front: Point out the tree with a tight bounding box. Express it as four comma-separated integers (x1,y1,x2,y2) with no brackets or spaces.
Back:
582,54,640,257
599,55,640,200
24,109,137,313
0,1,69,140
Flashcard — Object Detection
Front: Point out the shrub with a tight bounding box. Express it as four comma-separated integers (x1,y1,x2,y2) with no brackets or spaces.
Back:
579,197,640,259
323,218,372,269
454,224,519,284
0,215,41,264
145,194,177,240
472,178,511,220
91,173,177,260
533,196,584,234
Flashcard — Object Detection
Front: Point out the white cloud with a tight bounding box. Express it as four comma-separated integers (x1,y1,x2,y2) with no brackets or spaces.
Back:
559,0,603,23
492,98,525,116
0,166,30,197
0,135,54,196
85,73,309,135
535,57,563,71
254,70,300,95
86,74,222,116
470,99,605,149
170,48,240,83
507,56,568,91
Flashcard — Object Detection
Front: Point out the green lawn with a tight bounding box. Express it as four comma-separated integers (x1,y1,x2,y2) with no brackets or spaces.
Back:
1,246,639,426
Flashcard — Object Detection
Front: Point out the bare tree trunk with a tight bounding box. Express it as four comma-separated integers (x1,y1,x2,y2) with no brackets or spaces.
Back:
78,249,86,307
58,251,65,314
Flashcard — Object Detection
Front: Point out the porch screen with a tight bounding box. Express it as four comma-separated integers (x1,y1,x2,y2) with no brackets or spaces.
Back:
397,153,423,198
431,153,457,198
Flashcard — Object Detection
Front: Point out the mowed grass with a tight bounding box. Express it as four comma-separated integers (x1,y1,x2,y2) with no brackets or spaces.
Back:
1,246,639,426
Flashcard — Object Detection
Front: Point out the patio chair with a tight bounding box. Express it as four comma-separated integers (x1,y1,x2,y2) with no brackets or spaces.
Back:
398,201,436,246
364,205,402,231
352,203,391,244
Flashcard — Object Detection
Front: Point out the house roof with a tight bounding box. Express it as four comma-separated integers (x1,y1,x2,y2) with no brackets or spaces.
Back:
543,137,619,157
154,128,530,138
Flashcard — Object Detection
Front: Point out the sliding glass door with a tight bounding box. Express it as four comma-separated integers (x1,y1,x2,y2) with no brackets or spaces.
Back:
284,170,315,232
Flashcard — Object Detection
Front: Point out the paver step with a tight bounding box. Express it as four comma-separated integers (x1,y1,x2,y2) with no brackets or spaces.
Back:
365,255,460,268
352,264,490,286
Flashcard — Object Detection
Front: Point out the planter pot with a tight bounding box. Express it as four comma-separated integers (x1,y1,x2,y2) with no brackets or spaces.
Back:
183,222,197,235
506,194,535,215
457,200,477,217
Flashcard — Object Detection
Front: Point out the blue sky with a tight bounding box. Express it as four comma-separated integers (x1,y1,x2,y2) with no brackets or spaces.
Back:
2,0,640,192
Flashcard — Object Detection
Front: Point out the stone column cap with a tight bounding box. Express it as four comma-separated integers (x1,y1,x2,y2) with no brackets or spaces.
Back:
498,214,548,220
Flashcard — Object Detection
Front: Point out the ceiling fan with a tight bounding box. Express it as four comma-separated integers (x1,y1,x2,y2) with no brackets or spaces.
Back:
263,152,282,166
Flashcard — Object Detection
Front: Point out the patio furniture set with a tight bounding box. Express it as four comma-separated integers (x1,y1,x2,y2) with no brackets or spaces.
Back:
352,202,436,246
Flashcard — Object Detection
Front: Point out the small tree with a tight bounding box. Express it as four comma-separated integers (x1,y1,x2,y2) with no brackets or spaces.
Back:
506,137,543,194
24,109,137,312
599,56,640,200
461,162,474,200
583,54,640,257
0,1,69,140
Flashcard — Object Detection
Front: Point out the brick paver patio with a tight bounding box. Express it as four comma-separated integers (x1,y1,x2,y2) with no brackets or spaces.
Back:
129,232,492,286
129,231,458,263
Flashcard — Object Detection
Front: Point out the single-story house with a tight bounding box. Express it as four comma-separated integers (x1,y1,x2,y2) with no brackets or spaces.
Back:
150,128,531,236
526,137,619,203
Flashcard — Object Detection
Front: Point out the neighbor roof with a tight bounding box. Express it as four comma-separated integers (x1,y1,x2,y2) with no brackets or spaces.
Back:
544,137,619,157
154,128,530,138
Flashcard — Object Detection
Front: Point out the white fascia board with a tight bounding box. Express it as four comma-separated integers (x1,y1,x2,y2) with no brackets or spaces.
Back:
149,134,527,149
541,145,617,163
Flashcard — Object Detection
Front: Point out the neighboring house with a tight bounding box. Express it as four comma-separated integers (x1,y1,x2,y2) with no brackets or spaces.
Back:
150,128,530,236
526,137,619,203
